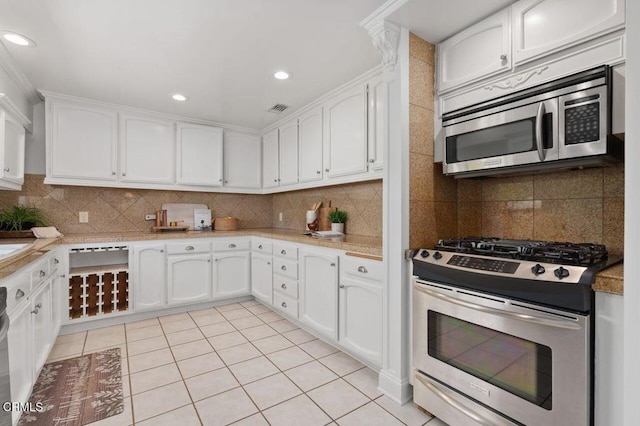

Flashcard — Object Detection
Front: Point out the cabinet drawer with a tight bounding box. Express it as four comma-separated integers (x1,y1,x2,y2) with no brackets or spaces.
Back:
273,292,298,319
166,241,211,254
31,259,50,287
341,256,384,282
213,240,250,252
5,274,30,314
274,259,298,280
273,243,298,260
252,239,273,254
273,275,299,299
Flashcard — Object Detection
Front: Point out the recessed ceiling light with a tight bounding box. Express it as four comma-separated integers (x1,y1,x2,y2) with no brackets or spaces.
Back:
274,71,290,80
2,32,36,47
171,93,188,101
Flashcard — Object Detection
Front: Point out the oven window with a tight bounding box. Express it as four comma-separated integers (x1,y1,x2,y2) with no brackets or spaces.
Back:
446,118,536,163
428,311,552,410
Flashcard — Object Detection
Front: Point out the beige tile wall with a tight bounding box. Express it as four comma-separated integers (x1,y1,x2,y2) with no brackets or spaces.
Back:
409,33,458,248
0,175,273,234
271,180,382,238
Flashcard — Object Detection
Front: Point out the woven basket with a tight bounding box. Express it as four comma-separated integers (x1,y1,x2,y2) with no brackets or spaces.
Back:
213,217,240,231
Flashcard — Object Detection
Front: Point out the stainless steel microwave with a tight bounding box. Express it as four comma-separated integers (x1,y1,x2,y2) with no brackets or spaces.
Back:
442,66,623,178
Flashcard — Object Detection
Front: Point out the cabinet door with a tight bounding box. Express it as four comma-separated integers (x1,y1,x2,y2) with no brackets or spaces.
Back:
367,76,384,172
119,113,175,184
51,273,63,337
167,254,212,305
323,85,368,178
339,277,383,367
279,119,299,186
50,100,118,180
224,131,261,188
133,245,167,311
7,302,32,423
176,122,223,186
213,252,251,299
437,9,511,93
298,106,323,183
299,251,338,340
262,129,279,188
31,281,53,376
251,253,273,304
513,0,625,65
1,109,25,184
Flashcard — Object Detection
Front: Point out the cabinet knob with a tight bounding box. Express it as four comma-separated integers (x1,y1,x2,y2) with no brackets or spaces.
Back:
54,258,59,264
316,170,321,174
281,283,287,289
274,179,278,182
122,173,126,176
31,307,39,315
60,274,66,278
224,180,228,184
339,284,345,289
228,243,237,248
267,262,271,265
281,301,287,308
185,246,194,251
219,179,222,182
369,159,374,163
35,303,42,309
330,262,336,267
281,265,287,271
500,54,507,61
281,249,287,255
15,289,25,300
39,270,46,277
258,244,263,249
357,266,368,274
3,167,9,172
160,249,164,253
325,168,329,172
112,171,116,175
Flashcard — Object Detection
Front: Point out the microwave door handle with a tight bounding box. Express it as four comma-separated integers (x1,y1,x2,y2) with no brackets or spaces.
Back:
536,102,546,161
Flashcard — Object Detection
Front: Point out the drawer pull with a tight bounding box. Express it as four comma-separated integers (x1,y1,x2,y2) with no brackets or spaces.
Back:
281,283,287,289
281,249,287,255
357,266,368,274
15,289,25,300
31,307,39,315
281,265,287,271
281,301,287,308
339,284,345,289
267,262,271,265
185,246,195,251
330,262,336,267
258,244,263,249
39,270,46,277
35,303,42,309
54,258,60,264
228,243,236,248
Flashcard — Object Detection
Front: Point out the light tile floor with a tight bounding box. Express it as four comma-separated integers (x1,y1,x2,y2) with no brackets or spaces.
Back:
46,300,447,426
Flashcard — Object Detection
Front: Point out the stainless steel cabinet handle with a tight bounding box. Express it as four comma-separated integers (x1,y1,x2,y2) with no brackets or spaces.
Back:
15,289,25,300
280,249,286,255
500,54,507,61
281,283,287,289
185,246,194,251
228,243,236,248
31,307,39,315
281,302,287,308
39,270,46,277
258,245,263,249
281,265,287,271
357,266,368,273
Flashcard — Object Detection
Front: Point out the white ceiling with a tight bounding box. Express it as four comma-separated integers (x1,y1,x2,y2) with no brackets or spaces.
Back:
0,0,518,131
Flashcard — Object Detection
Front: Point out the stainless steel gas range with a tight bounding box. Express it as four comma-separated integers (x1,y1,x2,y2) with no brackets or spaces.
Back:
411,238,621,426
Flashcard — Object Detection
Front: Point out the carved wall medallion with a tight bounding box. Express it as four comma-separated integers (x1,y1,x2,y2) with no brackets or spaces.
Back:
484,66,549,91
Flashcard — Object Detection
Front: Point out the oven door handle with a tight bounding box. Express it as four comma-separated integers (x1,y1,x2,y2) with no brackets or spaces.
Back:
415,374,515,426
536,102,546,161
414,283,581,330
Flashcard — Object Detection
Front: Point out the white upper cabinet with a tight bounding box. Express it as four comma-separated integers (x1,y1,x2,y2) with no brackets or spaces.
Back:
278,118,299,186
323,84,368,178
49,100,118,181
437,9,512,93
262,129,279,189
176,122,223,186
224,131,261,188
298,106,323,183
512,0,625,66
367,76,384,172
119,113,174,184
0,108,25,188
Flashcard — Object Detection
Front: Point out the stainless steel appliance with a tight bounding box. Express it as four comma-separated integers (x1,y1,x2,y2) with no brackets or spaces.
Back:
411,238,621,426
442,66,623,178
0,287,11,426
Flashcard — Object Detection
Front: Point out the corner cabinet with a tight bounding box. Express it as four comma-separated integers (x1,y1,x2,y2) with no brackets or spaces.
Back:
176,122,223,186
299,251,338,340
132,244,167,311
437,8,511,93
119,112,175,184
224,131,261,189
262,129,280,189
512,0,625,66
323,85,368,178
48,99,118,181
167,253,212,305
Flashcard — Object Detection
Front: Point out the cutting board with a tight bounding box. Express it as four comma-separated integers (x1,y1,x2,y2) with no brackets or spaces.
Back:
318,207,336,231
162,203,208,230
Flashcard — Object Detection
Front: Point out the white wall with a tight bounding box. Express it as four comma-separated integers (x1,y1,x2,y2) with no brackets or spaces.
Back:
25,102,45,174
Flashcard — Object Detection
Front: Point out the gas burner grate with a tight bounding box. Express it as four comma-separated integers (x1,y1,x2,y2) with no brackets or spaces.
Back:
435,237,608,265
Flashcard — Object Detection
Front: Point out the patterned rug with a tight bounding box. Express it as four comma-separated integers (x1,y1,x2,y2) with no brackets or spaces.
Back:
18,348,123,426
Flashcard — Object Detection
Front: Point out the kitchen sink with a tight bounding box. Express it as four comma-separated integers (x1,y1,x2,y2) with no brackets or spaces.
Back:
0,243,33,260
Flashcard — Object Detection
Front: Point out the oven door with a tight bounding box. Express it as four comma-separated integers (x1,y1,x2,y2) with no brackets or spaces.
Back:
443,99,558,175
412,279,590,426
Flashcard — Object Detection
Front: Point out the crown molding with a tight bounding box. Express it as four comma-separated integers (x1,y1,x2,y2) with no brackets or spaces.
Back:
0,43,41,105
0,93,32,131
359,0,410,31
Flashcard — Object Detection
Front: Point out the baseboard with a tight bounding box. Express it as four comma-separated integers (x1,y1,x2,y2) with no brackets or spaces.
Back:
378,368,413,404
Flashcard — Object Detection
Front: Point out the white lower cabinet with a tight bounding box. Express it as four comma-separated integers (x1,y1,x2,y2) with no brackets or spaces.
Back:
213,251,251,299
7,302,32,425
167,254,212,305
133,244,167,311
299,251,338,340
30,280,53,375
251,253,273,304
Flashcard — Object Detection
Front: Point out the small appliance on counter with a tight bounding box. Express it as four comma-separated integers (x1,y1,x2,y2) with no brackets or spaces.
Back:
194,209,212,231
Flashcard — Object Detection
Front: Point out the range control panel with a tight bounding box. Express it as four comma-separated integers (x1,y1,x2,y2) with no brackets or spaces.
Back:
447,255,519,274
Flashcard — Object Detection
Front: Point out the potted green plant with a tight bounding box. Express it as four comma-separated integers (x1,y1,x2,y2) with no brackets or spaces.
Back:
0,205,49,237
327,209,347,234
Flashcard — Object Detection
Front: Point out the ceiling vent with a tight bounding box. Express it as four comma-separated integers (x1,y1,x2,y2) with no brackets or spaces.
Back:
267,104,289,114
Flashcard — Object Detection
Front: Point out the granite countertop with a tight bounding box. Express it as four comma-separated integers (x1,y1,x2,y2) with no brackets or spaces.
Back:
0,238,61,280
593,263,624,295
